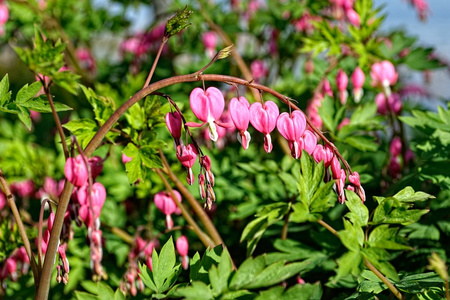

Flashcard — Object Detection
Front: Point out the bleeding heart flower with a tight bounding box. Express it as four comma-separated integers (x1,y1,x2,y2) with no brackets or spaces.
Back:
249,101,280,153
176,235,189,270
370,60,398,96
345,8,360,26
348,171,366,202
336,69,349,104
312,144,334,167
301,130,317,155
177,144,198,185
229,96,251,150
186,87,227,142
166,111,184,155
65,155,89,187
76,182,107,209
154,190,182,229
330,156,342,180
276,110,306,158
351,67,365,103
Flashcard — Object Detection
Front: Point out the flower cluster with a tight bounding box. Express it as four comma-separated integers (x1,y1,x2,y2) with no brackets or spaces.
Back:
120,237,157,296
0,247,29,293
166,86,367,204
64,154,107,281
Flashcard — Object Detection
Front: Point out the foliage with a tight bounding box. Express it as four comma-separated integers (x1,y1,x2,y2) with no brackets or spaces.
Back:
0,0,449,299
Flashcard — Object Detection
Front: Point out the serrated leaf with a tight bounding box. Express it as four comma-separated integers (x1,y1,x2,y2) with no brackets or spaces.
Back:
19,95,72,112
176,281,213,300
74,291,98,300
138,262,157,292
345,190,369,226
190,245,223,284
345,135,379,152
0,74,11,106
230,255,266,290
97,282,115,300
335,251,363,282
18,106,32,130
393,187,434,203
16,81,42,103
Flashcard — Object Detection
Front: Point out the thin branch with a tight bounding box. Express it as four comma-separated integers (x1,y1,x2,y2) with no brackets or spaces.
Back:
0,169,39,287
143,37,168,88
317,219,404,300
35,180,74,300
44,85,69,160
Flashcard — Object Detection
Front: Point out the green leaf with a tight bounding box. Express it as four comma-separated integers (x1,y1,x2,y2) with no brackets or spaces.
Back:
97,282,115,300
190,245,223,284
368,225,412,250
150,236,181,293
0,74,11,106
362,248,399,282
230,255,266,290
139,262,157,292
244,260,310,289
339,219,363,252
318,96,336,132
209,248,232,296
63,119,98,148
123,143,146,184
74,291,98,300
114,289,125,300
241,203,290,255
345,135,379,152
81,85,115,125
310,180,336,213
335,251,363,282
19,95,72,112
18,106,32,130
16,81,42,104
345,190,369,226
392,187,434,203
176,281,213,300
350,102,377,125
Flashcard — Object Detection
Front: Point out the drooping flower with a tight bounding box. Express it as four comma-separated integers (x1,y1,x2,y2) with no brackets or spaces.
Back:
348,171,366,202
306,96,323,129
11,180,35,198
390,137,402,157
375,92,402,115
370,61,398,96
249,101,280,153
276,110,307,158
312,144,334,167
336,69,349,104
202,31,217,58
351,67,365,103
154,190,182,229
186,87,227,142
250,60,268,82
166,111,184,156
301,130,317,155
176,144,198,185
65,155,89,187
345,8,360,26
229,96,251,150
176,235,189,270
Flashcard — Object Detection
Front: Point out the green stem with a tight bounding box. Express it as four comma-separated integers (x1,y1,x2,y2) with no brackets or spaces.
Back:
317,219,404,300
